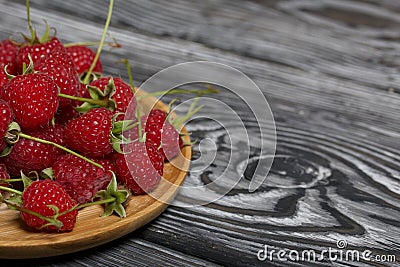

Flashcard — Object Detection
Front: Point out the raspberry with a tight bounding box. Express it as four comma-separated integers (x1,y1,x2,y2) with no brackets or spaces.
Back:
53,154,115,204
21,179,78,232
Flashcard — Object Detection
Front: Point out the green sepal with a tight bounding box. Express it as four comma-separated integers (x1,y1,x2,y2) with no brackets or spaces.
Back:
4,194,22,210
8,121,21,133
4,65,15,80
39,21,50,44
22,54,35,75
22,62,27,74
79,72,101,84
112,120,127,134
110,113,141,154
111,134,123,154
108,100,117,111
21,171,33,190
75,78,117,113
5,122,21,145
41,167,54,180
74,101,97,114
95,172,129,218
111,132,136,154
0,146,12,157
39,204,64,230
88,85,105,101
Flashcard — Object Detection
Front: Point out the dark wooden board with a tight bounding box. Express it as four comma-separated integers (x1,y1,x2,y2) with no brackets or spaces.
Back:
0,0,399,266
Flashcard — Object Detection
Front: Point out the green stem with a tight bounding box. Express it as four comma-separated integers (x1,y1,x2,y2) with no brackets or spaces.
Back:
76,197,116,210
121,59,136,93
5,200,62,228
0,178,23,183
135,107,145,142
0,185,22,195
136,87,219,101
168,97,203,129
64,41,121,48
112,121,139,135
18,133,103,169
58,93,108,107
26,0,36,42
82,0,114,84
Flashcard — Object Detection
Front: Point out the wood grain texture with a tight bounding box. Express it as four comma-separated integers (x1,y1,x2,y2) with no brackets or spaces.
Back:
0,0,399,266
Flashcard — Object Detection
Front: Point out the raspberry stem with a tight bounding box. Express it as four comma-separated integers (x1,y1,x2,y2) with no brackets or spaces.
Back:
17,133,104,169
66,172,128,217
169,97,203,129
120,59,136,93
136,86,219,100
64,41,121,48
111,121,139,135
4,199,64,229
0,185,22,195
0,178,23,183
82,0,114,84
58,93,109,107
75,197,116,210
25,0,36,42
136,107,145,142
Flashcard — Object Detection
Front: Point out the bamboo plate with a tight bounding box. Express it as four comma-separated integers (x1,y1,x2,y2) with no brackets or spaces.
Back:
0,90,191,259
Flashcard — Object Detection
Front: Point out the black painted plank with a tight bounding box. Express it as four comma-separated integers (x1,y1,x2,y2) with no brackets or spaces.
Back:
0,0,398,266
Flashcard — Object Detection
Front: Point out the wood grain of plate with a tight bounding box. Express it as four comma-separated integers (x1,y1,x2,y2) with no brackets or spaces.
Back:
0,90,191,259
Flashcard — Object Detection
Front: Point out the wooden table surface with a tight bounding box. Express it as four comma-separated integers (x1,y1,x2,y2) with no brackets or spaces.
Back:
1,0,400,266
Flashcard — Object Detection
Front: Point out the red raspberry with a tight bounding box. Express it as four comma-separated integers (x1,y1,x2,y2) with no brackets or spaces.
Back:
0,99,13,155
35,49,79,107
115,141,164,194
65,46,102,75
55,83,87,125
55,105,79,125
64,108,113,157
46,47,76,71
89,77,135,113
0,68,9,90
0,163,9,178
21,179,78,232
16,37,64,73
53,154,114,204
0,39,19,75
0,99,13,140
142,109,183,160
0,141,6,155
158,122,183,160
0,163,10,189
2,125,65,177
2,73,59,130
78,82,88,97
